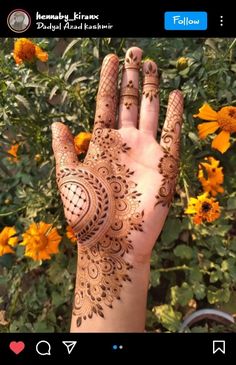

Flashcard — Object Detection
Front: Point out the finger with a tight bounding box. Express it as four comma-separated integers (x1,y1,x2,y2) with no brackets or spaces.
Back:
52,122,78,169
118,47,142,128
160,90,184,156
94,54,119,130
139,60,159,136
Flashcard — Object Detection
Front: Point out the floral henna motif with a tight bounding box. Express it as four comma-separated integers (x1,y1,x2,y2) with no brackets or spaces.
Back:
125,49,141,70
155,150,179,207
142,61,159,102
120,80,139,110
156,92,183,207
119,49,141,111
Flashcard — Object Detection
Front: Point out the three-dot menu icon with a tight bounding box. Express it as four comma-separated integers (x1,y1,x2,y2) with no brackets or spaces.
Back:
220,15,224,27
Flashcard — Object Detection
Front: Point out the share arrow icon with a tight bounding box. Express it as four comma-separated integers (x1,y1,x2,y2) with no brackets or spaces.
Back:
62,341,77,354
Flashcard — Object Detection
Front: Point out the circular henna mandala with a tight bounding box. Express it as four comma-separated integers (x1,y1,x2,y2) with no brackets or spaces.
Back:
57,167,115,248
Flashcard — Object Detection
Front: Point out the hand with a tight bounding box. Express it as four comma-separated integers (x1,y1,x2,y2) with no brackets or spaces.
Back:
52,47,183,331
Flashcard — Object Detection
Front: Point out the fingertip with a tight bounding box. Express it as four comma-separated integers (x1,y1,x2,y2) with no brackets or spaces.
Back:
52,121,62,135
102,53,119,70
142,59,158,75
126,46,143,57
124,47,143,68
169,89,184,103
51,122,73,140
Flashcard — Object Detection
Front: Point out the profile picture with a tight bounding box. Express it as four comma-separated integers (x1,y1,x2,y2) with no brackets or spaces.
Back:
7,9,31,33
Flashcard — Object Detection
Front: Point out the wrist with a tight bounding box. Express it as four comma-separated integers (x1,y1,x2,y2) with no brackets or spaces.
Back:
71,249,151,332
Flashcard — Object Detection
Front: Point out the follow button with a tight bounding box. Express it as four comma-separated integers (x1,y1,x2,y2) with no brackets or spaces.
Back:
164,12,208,30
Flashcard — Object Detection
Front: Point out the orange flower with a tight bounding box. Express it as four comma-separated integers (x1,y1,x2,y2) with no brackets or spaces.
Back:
66,226,77,244
21,222,62,261
74,132,92,155
13,38,48,65
0,227,18,256
194,103,236,153
185,193,220,225
7,143,19,162
198,157,224,197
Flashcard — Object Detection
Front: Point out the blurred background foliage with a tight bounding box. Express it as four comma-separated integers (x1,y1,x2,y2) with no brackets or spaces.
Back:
0,37,236,332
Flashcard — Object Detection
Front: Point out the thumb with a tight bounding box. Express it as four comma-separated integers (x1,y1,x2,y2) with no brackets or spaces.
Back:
52,122,78,169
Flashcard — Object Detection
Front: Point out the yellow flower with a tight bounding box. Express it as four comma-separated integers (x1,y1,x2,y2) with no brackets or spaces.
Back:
7,143,19,162
198,157,224,197
176,57,188,70
185,193,220,225
13,38,48,65
74,132,92,155
66,226,77,244
34,154,42,162
0,227,18,256
194,103,236,153
21,222,62,261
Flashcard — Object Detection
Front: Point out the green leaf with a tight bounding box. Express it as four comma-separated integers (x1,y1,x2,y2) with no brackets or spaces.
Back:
189,267,203,283
210,270,223,283
230,239,236,252
192,282,206,300
171,282,193,306
227,197,236,210
62,39,81,58
221,258,236,280
152,304,182,332
150,249,158,266
174,244,193,259
49,85,59,100
15,94,30,110
52,291,66,308
161,218,182,245
93,46,99,59
207,286,231,304
33,321,54,332
64,61,81,82
150,270,160,287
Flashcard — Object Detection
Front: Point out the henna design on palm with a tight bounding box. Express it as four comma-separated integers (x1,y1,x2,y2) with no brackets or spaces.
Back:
52,48,183,328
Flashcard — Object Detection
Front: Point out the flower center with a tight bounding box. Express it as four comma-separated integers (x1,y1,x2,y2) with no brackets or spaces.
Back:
229,109,236,118
217,107,236,133
2,237,8,246
201,202,211,213
34,234,48,249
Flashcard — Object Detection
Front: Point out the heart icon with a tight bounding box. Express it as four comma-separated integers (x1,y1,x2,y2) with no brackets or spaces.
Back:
9,341,25,355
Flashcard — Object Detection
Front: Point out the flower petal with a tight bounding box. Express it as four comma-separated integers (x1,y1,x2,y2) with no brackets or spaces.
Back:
194,103,218,120
212,130,230,153
198,122,219,139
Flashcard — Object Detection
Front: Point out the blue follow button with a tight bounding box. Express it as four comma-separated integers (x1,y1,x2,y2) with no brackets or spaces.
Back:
165,12,208,30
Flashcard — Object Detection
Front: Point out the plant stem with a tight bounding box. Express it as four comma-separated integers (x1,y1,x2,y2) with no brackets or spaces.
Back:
157,265,191,273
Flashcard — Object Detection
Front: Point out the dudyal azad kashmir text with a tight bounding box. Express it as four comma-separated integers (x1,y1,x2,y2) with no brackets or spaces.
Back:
36,12,113,30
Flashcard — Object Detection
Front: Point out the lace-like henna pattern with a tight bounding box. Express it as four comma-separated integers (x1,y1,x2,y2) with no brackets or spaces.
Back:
94,54,119,129
155,92,183,207
142,61,159,102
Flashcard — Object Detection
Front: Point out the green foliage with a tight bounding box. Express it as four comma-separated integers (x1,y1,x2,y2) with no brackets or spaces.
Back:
1,37,236,332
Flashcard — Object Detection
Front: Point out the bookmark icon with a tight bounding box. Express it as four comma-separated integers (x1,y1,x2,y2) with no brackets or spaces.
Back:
62,341,77,354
